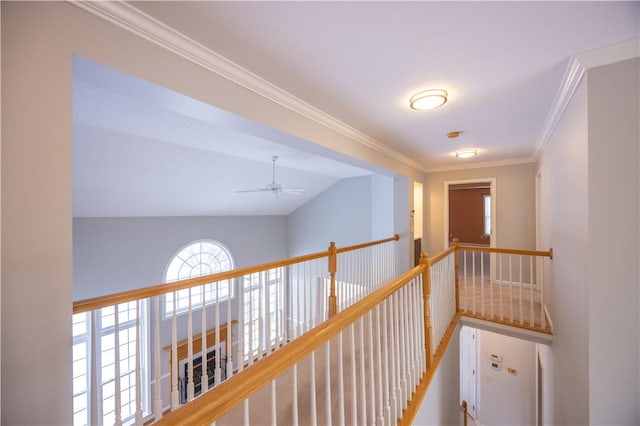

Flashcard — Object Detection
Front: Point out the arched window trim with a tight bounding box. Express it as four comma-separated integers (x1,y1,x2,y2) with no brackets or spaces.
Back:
163,239,235,319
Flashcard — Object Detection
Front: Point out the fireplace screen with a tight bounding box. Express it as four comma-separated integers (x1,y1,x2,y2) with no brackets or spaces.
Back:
179,348,227,404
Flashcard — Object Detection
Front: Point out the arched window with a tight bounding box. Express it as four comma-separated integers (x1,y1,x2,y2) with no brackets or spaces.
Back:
164,240,234,317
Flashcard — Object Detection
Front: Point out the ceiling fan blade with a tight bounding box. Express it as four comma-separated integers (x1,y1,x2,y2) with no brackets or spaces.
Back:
236,188,269,193
281,188,306,194
236,156,306,195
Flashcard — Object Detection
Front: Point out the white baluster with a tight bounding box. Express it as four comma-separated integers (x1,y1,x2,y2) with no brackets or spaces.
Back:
243,399,250,426
303,262,308,334
154,297,163,420
509,255,513,322
135,300,143,425
368,311,376,424
271,379,277,426
480,251,485,318
487,252,493,318
394,291,402,421
292,364,299,426
338,332,346,426
266,271,271,354
171,294,179,410
472,251,476,315
519,256,524,324
463,251,467,313
376,305,384,426
350,323,358,425
499,254,504,321
215,281,222,384
311,351,318,426
398,288,406,407
227,278,233,379
258,273,263,361
248,277,254,367
238,277,245,373
187,288,195,401
530,257,534,327
114,304,122,426
382,299,391,424
359,318,367,426
540,259,546,329
325,341,332,426
201,285,209,394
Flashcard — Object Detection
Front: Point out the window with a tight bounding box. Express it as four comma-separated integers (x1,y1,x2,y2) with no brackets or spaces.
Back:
243,268,284,359
72,302,149,426
483,194,491,236
164,240,234,317
72,313,91,426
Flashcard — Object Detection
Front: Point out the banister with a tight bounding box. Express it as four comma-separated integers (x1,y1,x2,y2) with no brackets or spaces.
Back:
73,235,400,314
429,245,456,265
153,261,427,425
456,244,553,258
335,233,400,254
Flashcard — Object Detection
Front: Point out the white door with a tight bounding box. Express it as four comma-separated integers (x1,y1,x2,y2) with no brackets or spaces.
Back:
460,326,478,419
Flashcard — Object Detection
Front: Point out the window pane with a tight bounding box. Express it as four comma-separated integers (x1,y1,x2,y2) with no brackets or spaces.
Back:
164,240,235,316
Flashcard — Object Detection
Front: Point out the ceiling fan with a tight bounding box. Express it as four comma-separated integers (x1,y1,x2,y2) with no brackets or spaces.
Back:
237,156,306,195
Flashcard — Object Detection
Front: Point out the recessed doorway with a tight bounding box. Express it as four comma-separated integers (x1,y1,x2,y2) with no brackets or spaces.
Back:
444,178,496,249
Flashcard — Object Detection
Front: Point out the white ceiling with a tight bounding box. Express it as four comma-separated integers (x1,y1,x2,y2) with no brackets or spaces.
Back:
73,55,377,217
74,1,639,217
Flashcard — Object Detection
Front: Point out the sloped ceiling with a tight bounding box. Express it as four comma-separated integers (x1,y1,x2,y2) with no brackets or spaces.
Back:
73,2,639,217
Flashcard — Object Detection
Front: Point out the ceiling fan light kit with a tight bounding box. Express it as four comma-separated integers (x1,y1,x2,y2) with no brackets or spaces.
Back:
237,156,305,195
409,89,448,110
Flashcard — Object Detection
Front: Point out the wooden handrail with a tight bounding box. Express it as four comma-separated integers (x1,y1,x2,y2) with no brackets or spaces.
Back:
153,262,428,425
456,244,553,259
335,233,399,254
73,235,400,314
429,245,456,265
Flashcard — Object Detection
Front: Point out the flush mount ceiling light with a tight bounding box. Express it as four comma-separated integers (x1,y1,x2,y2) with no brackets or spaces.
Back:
410,89,448,110
455,150,478,159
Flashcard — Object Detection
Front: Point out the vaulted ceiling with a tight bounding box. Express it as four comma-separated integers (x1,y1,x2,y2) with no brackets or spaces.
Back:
73,1,639,217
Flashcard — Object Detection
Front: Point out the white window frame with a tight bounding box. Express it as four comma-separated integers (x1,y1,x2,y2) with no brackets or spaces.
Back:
242,268,285,360
163,240,235,319
483,193,492,237
72,303,150,426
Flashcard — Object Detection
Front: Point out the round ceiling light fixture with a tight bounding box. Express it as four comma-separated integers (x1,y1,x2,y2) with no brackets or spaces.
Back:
455,149,478,159
409,89,448,110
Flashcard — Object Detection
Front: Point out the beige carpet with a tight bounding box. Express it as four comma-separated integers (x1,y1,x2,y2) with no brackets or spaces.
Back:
217,309,421,425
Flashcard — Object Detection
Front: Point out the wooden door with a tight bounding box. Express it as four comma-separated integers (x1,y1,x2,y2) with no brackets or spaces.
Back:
449,185,490,245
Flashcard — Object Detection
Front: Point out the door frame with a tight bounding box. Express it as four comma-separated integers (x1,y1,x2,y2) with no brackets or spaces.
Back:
444,178,497,250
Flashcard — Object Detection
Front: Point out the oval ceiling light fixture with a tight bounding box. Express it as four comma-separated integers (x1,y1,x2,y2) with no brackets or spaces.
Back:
455,149,478,159
410,89,448,110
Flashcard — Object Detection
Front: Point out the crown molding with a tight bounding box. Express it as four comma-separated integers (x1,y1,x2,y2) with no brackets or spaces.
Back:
70,0,427,173
575,37,640,69
534,37,639,160
425,157,535,174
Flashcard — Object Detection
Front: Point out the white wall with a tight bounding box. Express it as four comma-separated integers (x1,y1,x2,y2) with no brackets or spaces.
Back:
537,78,590,425
424,163,536,254
586,57,640,425
371,174,395,240
287,176,373,256
477,330,536,426
413,326,461,426
1,3,423,423
537,56,640,425
73,216,287,300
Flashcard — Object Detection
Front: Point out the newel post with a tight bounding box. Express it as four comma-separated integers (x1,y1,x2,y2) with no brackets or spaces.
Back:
452,238,460,313
328,242,337,317
420,252,433,369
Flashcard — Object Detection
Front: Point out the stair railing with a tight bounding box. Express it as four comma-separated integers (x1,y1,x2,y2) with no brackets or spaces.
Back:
454,239,554,332
154,246,461,426
71,235,399,425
